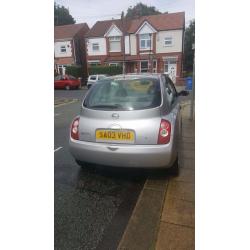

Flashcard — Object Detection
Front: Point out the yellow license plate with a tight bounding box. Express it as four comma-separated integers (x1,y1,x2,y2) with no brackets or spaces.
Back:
96,129,135,142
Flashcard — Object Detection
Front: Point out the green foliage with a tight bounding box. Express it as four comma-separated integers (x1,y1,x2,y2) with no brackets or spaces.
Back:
54,3,75,26
126,2,162,19
183,71,193,77
88,65,123,76
184,20,195,71
65,65,83,78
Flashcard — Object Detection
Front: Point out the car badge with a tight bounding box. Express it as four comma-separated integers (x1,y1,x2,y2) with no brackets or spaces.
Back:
112,113,119,119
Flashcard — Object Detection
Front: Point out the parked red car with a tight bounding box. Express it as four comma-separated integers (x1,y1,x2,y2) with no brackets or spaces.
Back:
54,75,81,90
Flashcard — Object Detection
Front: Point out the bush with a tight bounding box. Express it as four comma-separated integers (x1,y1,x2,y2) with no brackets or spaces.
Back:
65,65,83,78
88,65,123,76
183,71,193,77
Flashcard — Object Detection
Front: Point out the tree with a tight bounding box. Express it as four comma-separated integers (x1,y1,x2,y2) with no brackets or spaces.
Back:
126,2,162,19
54,3,75,26
184,20,195,72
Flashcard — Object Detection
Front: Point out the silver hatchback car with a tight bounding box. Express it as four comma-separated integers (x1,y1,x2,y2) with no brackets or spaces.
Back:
69,74,188,174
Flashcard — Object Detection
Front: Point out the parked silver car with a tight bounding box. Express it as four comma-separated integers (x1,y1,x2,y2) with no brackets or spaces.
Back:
69,74,188,174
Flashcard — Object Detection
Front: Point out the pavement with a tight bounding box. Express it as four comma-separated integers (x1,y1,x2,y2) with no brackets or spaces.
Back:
117,101,195,250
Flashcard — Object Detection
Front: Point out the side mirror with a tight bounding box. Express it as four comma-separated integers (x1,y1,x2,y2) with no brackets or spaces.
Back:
178,90,189,96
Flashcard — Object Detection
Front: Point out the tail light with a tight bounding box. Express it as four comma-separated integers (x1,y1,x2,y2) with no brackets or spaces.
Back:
157,119,171,144
71,117,80,140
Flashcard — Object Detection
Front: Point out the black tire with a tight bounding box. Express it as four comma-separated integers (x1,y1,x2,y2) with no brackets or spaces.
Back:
65,85,70,90
75,160,86,167
87,84,91,89
76,160,98,173
168,157,179,176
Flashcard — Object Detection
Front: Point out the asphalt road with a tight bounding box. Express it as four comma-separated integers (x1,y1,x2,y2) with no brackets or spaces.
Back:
54,89,146,250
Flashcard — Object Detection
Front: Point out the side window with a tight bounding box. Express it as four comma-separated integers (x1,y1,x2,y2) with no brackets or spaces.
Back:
163,75,176,106
166,76,177,98
90,76,97,81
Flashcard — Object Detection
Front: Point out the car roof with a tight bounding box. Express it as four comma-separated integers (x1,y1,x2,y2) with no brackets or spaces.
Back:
103,73,162,81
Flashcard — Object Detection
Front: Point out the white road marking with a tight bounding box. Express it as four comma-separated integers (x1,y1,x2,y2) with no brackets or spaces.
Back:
54,147,63,152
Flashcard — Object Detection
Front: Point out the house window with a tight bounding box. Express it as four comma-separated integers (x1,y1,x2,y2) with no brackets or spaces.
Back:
109,63,120,66
109,36,121,52
88,60,100,66
60,45,66,53
140,61,149,73
92,43,99,51
164,37,173,46
140,34,151,50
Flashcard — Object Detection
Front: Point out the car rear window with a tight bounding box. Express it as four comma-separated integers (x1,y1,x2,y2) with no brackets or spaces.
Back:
83,77,161,111
89,76,96,81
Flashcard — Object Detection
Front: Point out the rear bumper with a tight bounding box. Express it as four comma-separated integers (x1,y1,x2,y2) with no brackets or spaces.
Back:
69,138,177,168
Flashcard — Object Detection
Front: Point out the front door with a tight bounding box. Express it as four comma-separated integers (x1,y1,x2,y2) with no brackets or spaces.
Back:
126,62,135,73
164,61,177,84
58,65,66,75
168,64,177,83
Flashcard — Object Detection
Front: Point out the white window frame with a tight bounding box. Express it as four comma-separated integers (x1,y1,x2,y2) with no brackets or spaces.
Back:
140,60,149,73
109,36,121,52
92,43,100,51
140,34,152,50
88,60,100,66
164,57,177,73
164,37,173,47
109,63,120,66
60,45,66,53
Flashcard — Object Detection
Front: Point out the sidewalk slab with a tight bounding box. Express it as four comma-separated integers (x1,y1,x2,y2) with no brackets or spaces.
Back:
155,222,195,250
179,158,195,169
167,181,195,202
180,136,195,143
179,149,195,160
118,179,168,250
179,142,195,151
161,197,195,227
172,168,195,183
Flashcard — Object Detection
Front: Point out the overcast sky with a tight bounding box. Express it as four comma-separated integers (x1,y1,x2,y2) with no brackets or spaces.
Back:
55,0,194,27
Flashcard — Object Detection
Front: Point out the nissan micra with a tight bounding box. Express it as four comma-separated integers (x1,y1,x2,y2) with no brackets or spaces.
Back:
69,74,188,174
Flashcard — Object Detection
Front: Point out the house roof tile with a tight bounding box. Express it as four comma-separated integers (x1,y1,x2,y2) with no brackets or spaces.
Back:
86,12,185,38
54,23,89,40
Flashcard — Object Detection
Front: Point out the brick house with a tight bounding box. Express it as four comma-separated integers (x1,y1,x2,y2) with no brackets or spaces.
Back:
54,23,89,76
86,12,185,83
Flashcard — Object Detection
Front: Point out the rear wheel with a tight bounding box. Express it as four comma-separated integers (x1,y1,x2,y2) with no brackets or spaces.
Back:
75,160,86,167
168,156,179,176
65,85,70,90
87,84,91,89
75,160,96,171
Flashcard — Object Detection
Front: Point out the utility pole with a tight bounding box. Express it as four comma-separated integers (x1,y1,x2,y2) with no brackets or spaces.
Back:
189,43,195,120
121,11,126,74
148,33,153,73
